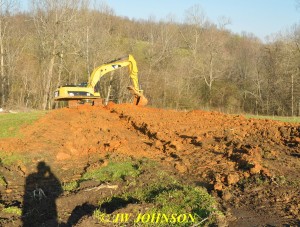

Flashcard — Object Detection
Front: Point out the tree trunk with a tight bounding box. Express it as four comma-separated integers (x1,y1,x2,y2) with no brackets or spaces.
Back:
42,41,56,110
0,18,4,106
291,73,294,116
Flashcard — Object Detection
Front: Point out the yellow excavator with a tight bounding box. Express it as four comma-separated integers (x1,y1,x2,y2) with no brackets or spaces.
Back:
54,54,148,107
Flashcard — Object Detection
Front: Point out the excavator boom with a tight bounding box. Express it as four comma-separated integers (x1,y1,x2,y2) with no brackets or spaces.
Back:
87,55,139,91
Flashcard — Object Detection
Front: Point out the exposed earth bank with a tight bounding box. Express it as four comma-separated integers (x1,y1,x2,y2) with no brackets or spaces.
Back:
0,104,299,226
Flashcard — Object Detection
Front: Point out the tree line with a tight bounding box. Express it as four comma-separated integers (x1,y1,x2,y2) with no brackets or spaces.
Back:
0,0,299,116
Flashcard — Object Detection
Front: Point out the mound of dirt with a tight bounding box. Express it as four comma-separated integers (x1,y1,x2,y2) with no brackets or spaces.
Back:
0,104,299,226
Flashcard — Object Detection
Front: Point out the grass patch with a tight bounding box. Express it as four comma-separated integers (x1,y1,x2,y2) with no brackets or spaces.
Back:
93,208,106,221
287,179,300,187
96,183,221,226
134,184,219,226
0,174,7,186
81,161,140,182
62,180,79,191
245,114,300,123
0,151,27,166
149,185,217,216
0,111,47,138
2,206,22,216
94,162,222,226
88,159,222,226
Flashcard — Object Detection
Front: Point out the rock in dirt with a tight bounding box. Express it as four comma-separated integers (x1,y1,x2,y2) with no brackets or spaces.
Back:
56,152,72,161
250,163,262,175
222,190,232,201
214,182,224,191
174,162,188,173
227,173,240,185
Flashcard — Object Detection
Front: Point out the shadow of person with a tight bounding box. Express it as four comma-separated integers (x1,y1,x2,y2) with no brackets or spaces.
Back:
22,161,62,227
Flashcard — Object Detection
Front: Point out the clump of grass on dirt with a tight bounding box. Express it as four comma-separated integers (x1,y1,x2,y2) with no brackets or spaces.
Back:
131,183,220,226
0,151,27,166
0,111,46,138
149,185,217,217
95,182,221,226
62,180,79,192
0,174,7,187
92,159,223,226
81,161,140,182
2,206,22,216
93,209,107,222
287,179,300,187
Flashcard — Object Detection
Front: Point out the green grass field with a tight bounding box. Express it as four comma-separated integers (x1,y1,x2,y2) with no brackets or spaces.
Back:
245,114,300,123
0,111,47,138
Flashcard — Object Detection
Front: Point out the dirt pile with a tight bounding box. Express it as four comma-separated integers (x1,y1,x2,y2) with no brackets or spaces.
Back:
109,104,299,175
0,104,299,226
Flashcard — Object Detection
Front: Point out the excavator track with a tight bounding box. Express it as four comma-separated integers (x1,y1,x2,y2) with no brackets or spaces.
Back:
68,99,103,108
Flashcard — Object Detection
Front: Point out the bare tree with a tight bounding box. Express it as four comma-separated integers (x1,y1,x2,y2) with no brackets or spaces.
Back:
0,0,18,107
31,0,82,109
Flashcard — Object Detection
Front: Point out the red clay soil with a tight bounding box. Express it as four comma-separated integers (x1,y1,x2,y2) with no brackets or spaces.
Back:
0,103,300,226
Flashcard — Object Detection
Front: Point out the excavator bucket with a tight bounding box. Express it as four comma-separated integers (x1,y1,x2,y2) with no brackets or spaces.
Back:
127,86,148,106
133,95,148,106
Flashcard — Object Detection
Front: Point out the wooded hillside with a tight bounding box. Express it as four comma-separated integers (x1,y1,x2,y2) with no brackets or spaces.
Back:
1,0,300,116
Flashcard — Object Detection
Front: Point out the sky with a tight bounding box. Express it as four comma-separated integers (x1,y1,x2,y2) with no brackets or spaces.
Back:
20,0,300,42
